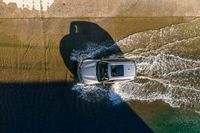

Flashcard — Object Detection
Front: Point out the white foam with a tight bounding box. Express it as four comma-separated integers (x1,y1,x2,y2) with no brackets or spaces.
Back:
111,77,200,111
136,54,200,78
70,19,200,113
2,0,54,11
116,18,200,53
70,42,119,62
72,84,123,106
124,36,200,58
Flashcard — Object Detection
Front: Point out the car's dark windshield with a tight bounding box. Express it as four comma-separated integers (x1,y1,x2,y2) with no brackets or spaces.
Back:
96,61,108,81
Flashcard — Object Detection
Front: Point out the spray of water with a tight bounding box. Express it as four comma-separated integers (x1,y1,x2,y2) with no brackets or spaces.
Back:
70,42,121,62
71,18,200,112
72,84,122,105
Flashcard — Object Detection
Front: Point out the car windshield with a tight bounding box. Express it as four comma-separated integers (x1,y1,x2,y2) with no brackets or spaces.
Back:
96,61,108,81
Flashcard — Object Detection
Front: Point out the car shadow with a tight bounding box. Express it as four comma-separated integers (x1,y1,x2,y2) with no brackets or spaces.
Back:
60,21,122,80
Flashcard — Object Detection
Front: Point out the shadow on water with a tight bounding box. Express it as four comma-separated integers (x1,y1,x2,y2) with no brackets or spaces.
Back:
0,21,153,133
60,21,122,78
0,82,152,133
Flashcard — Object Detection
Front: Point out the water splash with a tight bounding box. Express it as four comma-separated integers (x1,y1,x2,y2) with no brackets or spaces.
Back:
124,36,200,59
136,54,200,78
70,42,121,62
72,83,123,106
71,18,200,112
117,18,200,53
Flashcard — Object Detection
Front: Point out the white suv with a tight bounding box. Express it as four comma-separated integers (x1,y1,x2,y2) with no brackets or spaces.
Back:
77,58,136,85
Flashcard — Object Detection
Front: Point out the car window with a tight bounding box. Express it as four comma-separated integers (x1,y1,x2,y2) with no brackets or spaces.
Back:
111,65,124,77
96,61,108,81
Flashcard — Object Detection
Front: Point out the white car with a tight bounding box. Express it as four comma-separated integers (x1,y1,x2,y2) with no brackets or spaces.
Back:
77,58,136,85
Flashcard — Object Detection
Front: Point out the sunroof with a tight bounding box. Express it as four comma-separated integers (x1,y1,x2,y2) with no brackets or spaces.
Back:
111,65,124,76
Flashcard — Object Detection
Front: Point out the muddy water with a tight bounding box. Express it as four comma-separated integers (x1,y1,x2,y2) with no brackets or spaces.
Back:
115,18,200,112
114,18,200,132
1,17,200,132
71,18,200,112
70,18,200,132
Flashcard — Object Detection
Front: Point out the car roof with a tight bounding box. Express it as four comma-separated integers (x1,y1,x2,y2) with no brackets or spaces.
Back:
103,59,136,80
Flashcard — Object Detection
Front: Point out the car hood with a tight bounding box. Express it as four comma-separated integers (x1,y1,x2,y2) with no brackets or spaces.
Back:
78,60,99,84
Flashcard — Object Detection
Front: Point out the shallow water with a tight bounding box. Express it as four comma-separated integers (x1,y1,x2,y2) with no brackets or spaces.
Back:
1,17,200,132
71,19,200,113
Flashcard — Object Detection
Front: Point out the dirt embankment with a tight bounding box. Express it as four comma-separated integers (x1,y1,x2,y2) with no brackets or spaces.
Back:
0,0,200,18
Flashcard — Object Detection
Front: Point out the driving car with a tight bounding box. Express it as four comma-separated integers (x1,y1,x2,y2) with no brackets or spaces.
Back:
77,58,136,85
